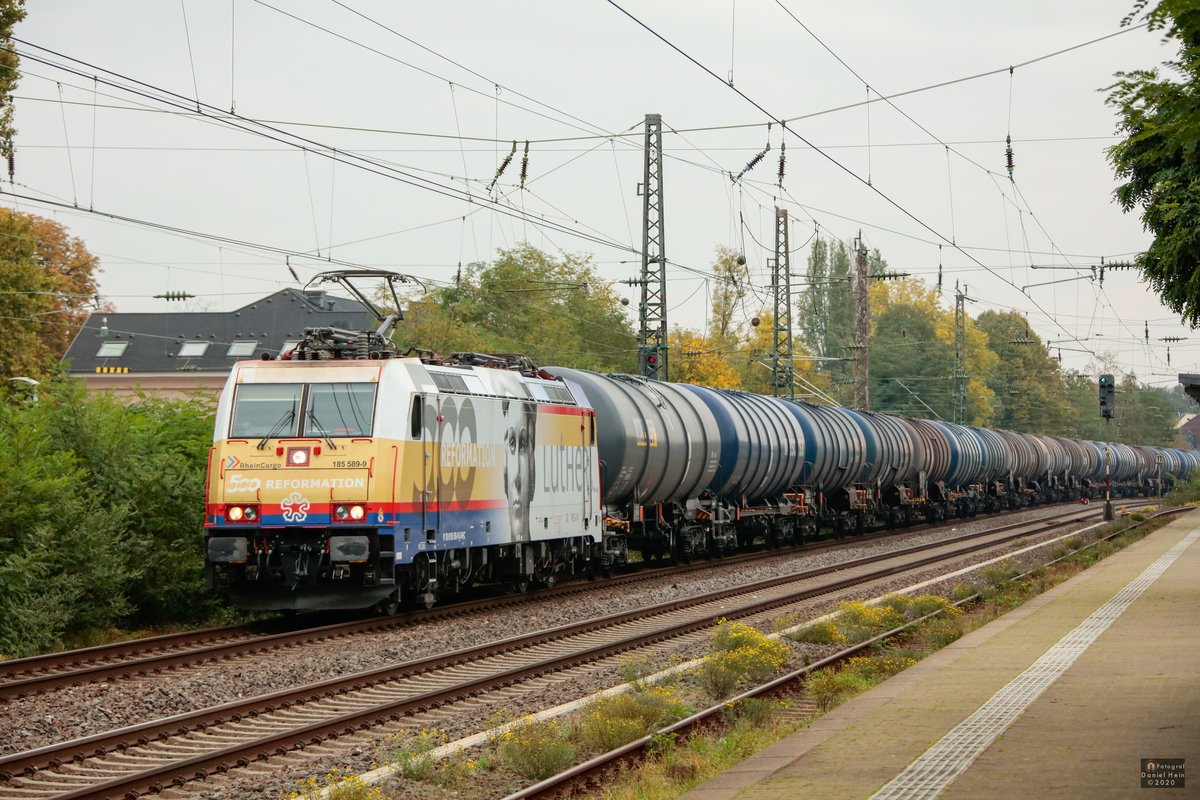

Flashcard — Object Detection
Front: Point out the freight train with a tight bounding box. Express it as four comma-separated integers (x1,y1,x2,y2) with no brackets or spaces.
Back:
202,272,1199,612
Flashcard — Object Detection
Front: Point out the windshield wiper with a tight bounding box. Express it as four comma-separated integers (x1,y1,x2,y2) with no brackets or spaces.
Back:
307,409,338,450
256,405,296,450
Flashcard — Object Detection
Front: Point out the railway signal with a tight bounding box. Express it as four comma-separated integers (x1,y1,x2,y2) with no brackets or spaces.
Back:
1098,373,1115,418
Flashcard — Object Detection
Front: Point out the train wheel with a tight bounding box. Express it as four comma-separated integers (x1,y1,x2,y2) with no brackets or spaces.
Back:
376,593,401,616
512,578,531,594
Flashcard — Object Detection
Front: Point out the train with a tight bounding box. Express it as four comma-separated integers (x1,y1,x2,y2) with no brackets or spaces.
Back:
202,272,1200,612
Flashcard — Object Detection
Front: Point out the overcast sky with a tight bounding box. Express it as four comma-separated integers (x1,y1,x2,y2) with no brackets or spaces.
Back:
8,1,1194,388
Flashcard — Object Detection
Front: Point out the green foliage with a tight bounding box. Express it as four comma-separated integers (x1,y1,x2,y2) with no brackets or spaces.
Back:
952,583,980,601
394,244,637,372
496,717,577,781
699,620,791,700
723,697,778,728
382,728,446,780
805,667,872,712
914,617,963,649
789,618,846,645
980,559,1023,587
577,686,690,752
975,310,1073,434
0,372,219,657
0,0,25,166
832,600,907,643
843,654,917,682
1106,0,1200,326
285,769,386,800
870,304,957,420
0,210,101,379
797,239,858,402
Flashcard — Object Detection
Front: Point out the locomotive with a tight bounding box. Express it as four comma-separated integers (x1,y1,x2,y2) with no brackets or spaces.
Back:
203,271,1199,612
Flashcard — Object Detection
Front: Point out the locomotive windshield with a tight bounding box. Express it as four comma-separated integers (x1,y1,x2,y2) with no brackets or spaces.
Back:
303,383,376,437
230,382,377,439
230,384,301,438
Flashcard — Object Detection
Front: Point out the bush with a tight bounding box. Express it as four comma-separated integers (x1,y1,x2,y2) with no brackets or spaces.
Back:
497,718,576,781
916,617,963,649
912,594,963,618
843,655,916,682
952,583,980,601
723,697,778,728
382,728,446,780
286,770,386,800
834,601,906,643
789,619,845,645
0,373,222,656
805,667,872,711
697,621,790,700
980,559,1022,587
577,686,690,752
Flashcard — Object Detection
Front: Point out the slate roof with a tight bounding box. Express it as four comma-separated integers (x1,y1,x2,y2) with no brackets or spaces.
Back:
62,288,376,374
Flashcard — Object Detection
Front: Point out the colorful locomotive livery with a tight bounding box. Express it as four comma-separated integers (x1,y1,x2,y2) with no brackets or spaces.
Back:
203,272,1200,613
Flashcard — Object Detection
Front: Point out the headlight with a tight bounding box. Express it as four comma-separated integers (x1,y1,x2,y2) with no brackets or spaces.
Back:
225,504,260,523
287,447,310,467
333,503,367,523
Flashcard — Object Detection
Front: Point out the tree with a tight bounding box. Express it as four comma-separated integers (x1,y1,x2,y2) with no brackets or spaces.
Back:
395,244,637,372
0,210,101,377
975,310,1073,433
0,0,25,169
0,371,219,656
1106,0,1200,325
731,310,831,398
668,327,740,388
707,245,748,346
867,278,996,425
798,238,856,402
870,304,957,419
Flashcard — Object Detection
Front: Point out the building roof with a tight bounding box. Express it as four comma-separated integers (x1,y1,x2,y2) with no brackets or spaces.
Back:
1180,374,1200,405
62,288,376,375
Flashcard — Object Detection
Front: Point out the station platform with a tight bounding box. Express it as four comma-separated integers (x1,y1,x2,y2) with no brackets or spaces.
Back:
682,509,1200,800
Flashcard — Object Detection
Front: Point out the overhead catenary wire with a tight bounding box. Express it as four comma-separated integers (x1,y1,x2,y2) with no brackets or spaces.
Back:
605,1,1113,369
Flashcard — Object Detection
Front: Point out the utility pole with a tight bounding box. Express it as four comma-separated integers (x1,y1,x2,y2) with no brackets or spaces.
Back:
637,113,668,380
953,282,973,424
771,207,794,399
853,233,870,409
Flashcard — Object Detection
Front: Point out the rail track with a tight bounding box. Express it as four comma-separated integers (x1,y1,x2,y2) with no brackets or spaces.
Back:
0,501,1110,702
503,504,1191,800
0,501,1137,799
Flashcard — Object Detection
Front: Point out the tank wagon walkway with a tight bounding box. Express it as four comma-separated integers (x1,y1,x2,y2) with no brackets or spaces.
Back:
682,510,1200,800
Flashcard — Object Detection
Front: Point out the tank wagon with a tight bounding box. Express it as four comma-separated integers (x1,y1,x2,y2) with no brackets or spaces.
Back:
202,271,1199,612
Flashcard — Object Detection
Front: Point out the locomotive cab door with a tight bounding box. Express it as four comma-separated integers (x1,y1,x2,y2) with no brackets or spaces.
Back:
415,392,439,539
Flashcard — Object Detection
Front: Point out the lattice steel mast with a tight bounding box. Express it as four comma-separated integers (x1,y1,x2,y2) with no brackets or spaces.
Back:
771,206,794,398
853,233,870,410
638,113,668,380
953,282,973,424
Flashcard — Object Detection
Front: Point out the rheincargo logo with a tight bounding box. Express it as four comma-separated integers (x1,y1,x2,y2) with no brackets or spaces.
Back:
264,478,367,491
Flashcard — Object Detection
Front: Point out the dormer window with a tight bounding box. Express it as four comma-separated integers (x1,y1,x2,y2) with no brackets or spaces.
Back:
96,341,128,358
227,340,259,357
178,341,209,358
